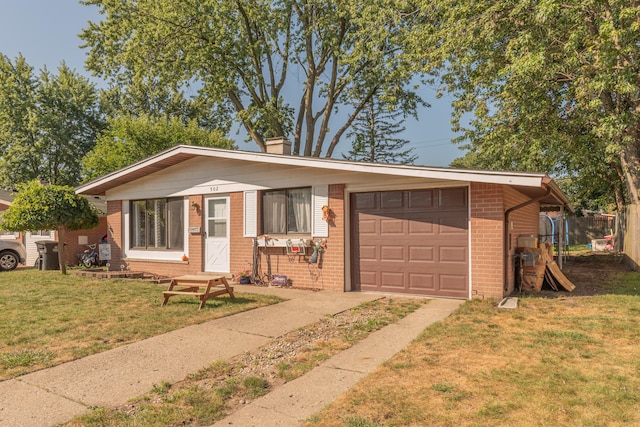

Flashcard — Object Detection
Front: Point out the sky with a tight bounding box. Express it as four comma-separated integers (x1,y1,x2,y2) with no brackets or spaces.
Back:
0,0,465,167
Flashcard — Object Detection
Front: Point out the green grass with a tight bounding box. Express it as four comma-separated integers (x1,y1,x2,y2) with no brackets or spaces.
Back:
304,270,640,427
0,269,283,379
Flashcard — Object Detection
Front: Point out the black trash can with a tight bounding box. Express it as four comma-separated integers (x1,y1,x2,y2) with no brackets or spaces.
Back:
35,240,59,270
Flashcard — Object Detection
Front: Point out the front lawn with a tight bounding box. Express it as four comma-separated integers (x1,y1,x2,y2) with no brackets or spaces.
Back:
305,256,640,427
0,269,283,379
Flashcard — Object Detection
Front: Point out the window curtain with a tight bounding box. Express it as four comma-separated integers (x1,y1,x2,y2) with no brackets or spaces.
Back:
288,188,311,233
167,198,184,250
263,191,286,234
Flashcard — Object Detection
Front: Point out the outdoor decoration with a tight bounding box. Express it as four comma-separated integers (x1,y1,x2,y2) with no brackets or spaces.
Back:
309,238,327,263
233,269,252,284
321,205,332,221
182,254,189,262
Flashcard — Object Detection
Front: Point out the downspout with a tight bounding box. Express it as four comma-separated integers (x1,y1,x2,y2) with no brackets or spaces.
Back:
503,187,551,294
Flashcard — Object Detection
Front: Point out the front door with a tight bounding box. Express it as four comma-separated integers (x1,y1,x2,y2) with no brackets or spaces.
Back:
204,196,230,273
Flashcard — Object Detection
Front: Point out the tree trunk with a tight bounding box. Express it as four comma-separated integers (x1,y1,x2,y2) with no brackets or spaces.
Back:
57,225,67,275
620,144,640,205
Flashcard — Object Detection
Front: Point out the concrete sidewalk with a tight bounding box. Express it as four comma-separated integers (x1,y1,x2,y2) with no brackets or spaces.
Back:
0,286,462,427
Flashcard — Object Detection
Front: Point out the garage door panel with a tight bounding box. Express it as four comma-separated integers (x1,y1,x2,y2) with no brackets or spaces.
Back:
380,272,405,288
409,189,434,209
359,245,378,261
408,219,435,235
439,246,467,263
353,193,377,210
439,216,468,234
381,245,404,261
357,270,378,287
409,273,436,290
357,217,378,234
439,187,467,208
381,191,404,209
352,188,469,298
409,246,434,262
439,275,468,292
380,219,405,235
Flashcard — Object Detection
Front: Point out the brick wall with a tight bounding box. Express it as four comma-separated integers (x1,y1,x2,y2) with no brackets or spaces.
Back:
469,183,541,300
503,186,540,294
229,185,346,291
105,200,124,270
470,182,505,299
226,185,344,291
63,217,108,266
187,195,204,272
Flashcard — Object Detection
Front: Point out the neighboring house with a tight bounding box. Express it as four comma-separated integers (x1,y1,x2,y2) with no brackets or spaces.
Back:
0,188,107,266
75,140,570,300
0,190,21,243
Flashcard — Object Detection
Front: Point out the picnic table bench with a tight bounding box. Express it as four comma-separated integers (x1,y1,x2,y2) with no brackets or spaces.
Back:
161,275,235,309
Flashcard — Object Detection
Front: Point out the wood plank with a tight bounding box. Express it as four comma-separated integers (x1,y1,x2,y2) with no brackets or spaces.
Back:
544,270,559,291
546,261,576,292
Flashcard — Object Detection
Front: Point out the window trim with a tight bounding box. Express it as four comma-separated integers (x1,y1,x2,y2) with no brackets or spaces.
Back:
129,197,185,251
261,186,312,236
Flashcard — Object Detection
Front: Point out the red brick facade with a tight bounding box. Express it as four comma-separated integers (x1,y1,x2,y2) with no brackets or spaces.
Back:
104,183,542,298
63,217,108,266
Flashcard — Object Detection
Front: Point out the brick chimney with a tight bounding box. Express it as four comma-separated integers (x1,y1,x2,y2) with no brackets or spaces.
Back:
265,137,291,155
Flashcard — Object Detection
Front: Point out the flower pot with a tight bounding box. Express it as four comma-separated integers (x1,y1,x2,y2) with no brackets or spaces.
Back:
239,276,251,284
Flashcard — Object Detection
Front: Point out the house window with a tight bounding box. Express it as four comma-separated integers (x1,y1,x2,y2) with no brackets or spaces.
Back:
131,198,184,250
262,187,311,235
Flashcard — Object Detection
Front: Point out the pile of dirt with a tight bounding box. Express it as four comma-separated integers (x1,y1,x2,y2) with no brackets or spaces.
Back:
541,252,630,296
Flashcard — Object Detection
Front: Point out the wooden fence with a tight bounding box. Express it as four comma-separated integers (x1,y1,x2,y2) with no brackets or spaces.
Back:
566,215,616,245
619,204,640,269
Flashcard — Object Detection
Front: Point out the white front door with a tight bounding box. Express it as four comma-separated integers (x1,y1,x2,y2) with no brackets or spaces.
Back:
204,196,230,273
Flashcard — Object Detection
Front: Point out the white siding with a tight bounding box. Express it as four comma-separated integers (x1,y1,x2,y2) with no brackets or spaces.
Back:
105,157,457,201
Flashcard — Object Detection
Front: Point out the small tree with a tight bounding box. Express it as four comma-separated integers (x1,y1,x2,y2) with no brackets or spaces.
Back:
344,98,417,165
0,181,100,274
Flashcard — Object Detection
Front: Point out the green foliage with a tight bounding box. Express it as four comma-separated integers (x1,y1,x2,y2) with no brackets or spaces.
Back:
0,180,99,232
82,114,235,180
0,349,55,369
415,0,640,209
0,54,104,187
80,0,424,157
242,376,270,399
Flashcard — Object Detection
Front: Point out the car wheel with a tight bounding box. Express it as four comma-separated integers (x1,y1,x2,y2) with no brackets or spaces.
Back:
0,251,19,271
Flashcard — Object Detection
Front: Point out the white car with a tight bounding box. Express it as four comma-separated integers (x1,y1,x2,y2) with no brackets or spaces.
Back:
0,240,27,271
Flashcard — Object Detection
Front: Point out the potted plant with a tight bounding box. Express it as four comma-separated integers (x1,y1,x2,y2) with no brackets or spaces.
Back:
234,269,252,284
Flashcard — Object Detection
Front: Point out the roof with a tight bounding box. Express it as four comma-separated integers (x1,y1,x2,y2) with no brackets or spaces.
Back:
75,145,571,208
0,189,15,206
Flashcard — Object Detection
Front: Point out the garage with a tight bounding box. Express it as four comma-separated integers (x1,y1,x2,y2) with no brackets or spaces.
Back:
351,187,469,298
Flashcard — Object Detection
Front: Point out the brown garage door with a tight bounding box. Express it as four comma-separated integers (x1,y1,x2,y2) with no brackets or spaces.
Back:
351,188,468,298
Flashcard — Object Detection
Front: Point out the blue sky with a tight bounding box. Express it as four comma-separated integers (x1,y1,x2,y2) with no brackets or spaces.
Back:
0,0,465,166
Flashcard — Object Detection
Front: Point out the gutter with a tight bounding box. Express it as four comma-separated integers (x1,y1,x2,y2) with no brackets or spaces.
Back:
503,187,552,293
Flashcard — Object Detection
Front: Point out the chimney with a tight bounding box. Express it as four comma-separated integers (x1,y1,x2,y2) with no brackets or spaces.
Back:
265,137,291,155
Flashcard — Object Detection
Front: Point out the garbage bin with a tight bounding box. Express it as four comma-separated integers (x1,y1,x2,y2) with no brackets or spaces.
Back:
35,240,59,270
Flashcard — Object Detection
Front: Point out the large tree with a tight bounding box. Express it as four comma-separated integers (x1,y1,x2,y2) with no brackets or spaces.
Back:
0,181,100,275
412,0,639,211
82,114,235,181
0,55,104,187
80,0,423,157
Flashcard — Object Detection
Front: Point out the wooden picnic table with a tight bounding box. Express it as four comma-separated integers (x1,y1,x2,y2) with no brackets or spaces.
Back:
161,275,235,309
